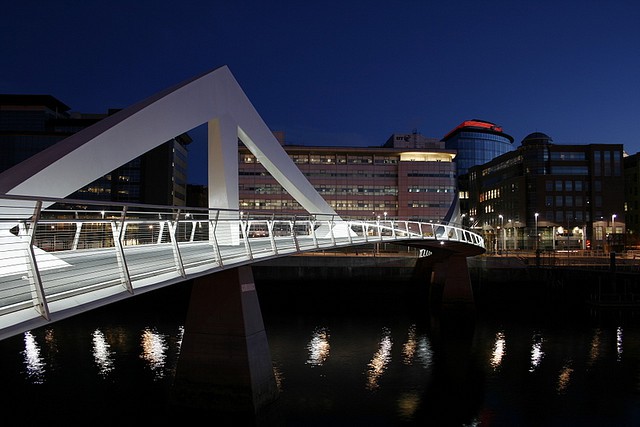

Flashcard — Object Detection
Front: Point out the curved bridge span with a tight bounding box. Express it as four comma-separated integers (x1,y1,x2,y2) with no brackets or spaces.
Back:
0,194,484,341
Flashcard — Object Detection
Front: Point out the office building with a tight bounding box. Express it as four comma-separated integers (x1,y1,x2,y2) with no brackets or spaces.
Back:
0,94,191,206
442,119,515,224
624,152,640,247
468,132,624,252
238,131,457,221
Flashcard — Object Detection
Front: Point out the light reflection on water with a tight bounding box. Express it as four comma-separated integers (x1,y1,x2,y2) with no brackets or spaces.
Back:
2,288,640,425
21,330,45,384
490,330,506,370
305,327,330,367
396,391,421,420
617,325,623,362
529,332,544,372
402,323,433,369
416,334,434,368
588,327,602,366
402,324,418,364
92,329,114,377
140,327,168,380
365,327,393,390
557,359,574,394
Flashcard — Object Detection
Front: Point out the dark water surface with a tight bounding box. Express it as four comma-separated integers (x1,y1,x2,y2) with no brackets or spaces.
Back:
1,279,640,426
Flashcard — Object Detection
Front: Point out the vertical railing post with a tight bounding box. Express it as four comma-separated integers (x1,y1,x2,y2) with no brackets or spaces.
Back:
241,218,254,260
189,220,197,242
291,217,300,252
72,222,82,250
329,216,336,247
156,218,164,244
169,209,186,278
310,219,318,249
25,201,50,320
267,217,278,255
111,206,133,293
210,210,223,267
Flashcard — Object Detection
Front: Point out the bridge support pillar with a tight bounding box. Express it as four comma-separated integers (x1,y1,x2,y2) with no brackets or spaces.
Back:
172,265,278,414
430,254,475,310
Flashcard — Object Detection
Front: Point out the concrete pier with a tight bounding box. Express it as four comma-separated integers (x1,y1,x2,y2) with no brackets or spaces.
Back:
172,265,279,414
430,253,475,309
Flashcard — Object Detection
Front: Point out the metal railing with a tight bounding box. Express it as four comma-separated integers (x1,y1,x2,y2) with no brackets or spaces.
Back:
0,194,484,339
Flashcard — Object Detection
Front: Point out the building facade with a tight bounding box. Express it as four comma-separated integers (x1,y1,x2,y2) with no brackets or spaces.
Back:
0,94,191,206
238,131,457,221
441,119,515,224
624,152,640,247
468,132,625,252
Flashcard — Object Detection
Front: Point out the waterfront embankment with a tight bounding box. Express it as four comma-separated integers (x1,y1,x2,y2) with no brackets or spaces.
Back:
252,250,640,309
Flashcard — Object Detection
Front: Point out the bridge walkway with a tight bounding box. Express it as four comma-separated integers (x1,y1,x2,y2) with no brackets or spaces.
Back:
0,195,485,340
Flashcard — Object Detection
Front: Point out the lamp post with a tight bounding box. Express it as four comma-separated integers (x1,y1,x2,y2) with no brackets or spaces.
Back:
612,214,617,252
498,214,504,254
534,212,539,251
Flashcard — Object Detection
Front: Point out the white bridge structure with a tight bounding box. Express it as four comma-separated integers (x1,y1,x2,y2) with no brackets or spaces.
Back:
0,65,484,411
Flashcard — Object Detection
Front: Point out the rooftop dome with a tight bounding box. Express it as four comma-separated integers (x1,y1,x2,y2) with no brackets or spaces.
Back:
521,132,553,146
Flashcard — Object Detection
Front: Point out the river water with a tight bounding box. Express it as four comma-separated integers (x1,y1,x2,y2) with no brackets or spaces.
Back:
1,278,640,426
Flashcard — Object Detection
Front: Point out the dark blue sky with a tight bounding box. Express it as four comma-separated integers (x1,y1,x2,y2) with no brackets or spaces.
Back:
3,1,639,184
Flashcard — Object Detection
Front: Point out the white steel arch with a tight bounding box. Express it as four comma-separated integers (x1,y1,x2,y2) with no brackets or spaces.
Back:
0,65,337,219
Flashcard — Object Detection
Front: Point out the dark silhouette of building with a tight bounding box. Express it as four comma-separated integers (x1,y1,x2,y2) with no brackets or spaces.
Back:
0,94,191,206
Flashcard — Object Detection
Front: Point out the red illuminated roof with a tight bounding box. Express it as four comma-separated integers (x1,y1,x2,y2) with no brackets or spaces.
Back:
443,119,507,141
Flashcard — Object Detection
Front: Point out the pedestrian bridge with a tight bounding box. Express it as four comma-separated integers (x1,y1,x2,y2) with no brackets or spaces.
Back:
0,65,487,412
0,194,484,341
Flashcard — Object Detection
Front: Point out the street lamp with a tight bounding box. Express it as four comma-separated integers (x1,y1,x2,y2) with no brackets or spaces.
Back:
534,212,539,251
612,214,617,234
498,214,504,254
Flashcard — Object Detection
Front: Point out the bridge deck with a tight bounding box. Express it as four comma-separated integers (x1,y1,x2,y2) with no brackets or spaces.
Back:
0,199,485,340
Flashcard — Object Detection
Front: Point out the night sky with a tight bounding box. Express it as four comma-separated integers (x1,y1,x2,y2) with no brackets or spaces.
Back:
3,1,639,184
